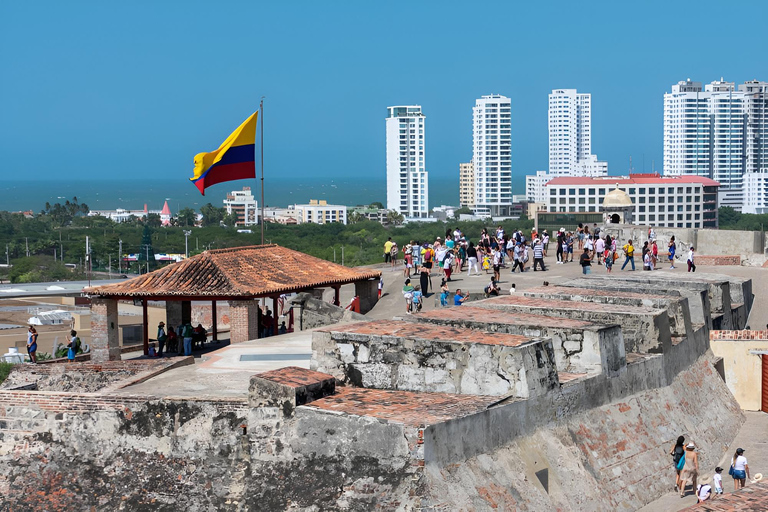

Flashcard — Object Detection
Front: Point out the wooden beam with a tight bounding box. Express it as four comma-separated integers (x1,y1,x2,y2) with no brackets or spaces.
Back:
142,299,149,356
212,300,218,342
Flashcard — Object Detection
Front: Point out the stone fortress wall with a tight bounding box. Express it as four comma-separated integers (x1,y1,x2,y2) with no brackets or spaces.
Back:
0,272,753,511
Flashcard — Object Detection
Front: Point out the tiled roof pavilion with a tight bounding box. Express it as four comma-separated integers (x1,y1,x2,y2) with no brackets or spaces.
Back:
83,245,381,360
85,244,381,299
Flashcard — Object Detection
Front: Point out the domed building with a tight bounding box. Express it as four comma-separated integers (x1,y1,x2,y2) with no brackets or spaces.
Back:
601,185,634,224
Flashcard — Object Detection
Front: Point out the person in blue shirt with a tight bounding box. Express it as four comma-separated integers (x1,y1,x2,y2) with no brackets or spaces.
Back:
453,289,469,306
411,285,423,313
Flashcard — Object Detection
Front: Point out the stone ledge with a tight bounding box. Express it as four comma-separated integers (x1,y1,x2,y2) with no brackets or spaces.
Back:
249,366,336,415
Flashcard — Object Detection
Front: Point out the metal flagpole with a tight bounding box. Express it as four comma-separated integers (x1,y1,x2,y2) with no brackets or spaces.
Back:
260,97,265,245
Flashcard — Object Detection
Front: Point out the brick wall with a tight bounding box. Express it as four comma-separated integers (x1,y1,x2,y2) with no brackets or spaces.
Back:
710,329,768,341
228,300,259,343
90,297,120,361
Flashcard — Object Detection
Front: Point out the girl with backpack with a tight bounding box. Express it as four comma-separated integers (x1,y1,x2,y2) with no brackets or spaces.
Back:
670,436,686,492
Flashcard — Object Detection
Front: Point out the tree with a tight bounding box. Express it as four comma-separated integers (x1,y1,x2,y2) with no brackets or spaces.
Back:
177,207,197,227
9,255,71,283
200,203,225,227
718,206,741,228
369,201,384,209
386,210,404,226
145,213,162,228
454,206,472,217
137,225,155,270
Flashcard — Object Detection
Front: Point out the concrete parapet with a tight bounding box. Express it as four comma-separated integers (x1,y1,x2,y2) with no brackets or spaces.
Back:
311,320,559,398
249,366,336,416
407,307,626,377
472,295,672,355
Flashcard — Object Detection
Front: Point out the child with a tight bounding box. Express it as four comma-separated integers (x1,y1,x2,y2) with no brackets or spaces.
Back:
439,279,450,307
411,285,423,313
65,330,81,362
402,279,414,314
713,467,723,495
605,249,614,273
378,276,383,298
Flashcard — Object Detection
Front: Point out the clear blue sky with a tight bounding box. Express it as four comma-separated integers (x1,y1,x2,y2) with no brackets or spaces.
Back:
1,1,766,189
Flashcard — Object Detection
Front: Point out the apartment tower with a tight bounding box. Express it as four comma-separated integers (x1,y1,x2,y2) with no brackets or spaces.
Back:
472,94,512,217
385,106,428,218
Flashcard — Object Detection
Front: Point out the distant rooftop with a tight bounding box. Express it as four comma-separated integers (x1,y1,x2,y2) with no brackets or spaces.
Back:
545,173,720,187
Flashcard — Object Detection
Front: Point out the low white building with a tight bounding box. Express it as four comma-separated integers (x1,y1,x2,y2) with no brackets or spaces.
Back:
89,201,171,224
223,187,259,226
544,173,720,228
294,200,347,225
743,173,768,214
263,206,297,224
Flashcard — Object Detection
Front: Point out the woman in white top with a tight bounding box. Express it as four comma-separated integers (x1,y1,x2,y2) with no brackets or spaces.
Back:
732,447,750,490
687,247,696,273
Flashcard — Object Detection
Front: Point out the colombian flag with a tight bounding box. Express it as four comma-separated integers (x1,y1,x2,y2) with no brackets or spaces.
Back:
190,111,258,195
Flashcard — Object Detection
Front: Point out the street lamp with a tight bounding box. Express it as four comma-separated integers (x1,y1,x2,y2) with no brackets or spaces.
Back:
184,230,192,258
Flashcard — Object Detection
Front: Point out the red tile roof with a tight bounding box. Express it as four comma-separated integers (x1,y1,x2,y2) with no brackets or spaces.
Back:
546,173,720,187
84,244,381,298
682,480,768,511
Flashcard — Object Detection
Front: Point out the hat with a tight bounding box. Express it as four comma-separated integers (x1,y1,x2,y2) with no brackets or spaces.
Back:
699,476,712,485
752,473,763,483
436,237,442,240
158,321,165,326
736,447,744,454
715,467,723,473
686,442,695,449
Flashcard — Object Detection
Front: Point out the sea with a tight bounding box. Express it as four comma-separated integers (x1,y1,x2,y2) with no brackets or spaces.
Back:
0,176,527,214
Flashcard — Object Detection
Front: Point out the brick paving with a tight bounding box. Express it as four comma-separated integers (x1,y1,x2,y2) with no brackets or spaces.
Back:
413,306,598,329
681,481,768,511
255,366,335,388
322,319,536,347
305,386,502,426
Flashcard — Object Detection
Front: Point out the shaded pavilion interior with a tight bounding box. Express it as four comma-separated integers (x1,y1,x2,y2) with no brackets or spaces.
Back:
83,244,381,361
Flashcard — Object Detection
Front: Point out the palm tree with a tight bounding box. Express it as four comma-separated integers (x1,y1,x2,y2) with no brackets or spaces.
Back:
386,210,404,226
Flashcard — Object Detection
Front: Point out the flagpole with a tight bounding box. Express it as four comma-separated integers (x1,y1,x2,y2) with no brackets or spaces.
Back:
260,97,265,245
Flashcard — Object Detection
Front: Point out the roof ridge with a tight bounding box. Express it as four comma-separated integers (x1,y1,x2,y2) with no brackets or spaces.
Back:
207,244,277,254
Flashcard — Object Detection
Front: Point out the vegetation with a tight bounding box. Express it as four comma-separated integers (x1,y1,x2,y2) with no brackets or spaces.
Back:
0,362,12,385
718,206,768,231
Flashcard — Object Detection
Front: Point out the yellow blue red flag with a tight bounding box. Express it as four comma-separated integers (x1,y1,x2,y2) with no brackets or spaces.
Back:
190,111,258,195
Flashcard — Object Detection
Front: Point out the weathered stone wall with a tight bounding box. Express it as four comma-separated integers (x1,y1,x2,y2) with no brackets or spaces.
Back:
291,293,367,330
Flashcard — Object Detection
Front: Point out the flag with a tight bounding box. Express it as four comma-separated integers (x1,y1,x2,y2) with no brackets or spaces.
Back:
190,111,258,195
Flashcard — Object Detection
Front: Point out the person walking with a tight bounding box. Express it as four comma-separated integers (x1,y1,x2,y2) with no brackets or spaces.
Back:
384,237,393,264
687,246,696,273
26,326,38,364
594,236,605,265
402,279,414,314
533,239,546,271
542,230,550,257
556,228,565,264
156,321,167,357
679,442,699,497
511,243,524,273
670,435,686,492
731,447,750,490
668,236,677,269
466,242,480,276
390,242,399,271
579,248,592,275
492,246,502,281
621,240,636,271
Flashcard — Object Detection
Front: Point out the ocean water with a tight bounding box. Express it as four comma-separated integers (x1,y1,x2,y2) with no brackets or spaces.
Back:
0,175,525,214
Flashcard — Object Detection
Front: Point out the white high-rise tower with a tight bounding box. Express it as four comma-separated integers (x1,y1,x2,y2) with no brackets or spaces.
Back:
385,106,428,218
548,89,607,176
472,94,512,217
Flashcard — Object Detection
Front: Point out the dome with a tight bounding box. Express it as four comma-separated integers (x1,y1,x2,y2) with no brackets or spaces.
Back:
602,186,633,208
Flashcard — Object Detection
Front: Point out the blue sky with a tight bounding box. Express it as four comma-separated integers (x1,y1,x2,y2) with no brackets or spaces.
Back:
1,1,766,190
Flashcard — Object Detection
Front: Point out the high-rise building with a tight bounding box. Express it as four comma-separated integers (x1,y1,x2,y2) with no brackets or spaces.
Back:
663,78,767,210
223,187,258,226
385,106,428,218
458,162,475,208
472,94,512,217
548,89,607,176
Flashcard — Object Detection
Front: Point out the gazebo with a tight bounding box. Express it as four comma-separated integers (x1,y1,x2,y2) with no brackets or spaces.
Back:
84,245,381,361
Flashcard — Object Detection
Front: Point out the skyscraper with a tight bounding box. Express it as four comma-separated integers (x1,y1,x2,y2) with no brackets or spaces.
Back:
458,162,475,208
472,94,512,217
548,89,607,176
663,78,767,210
385,106,428,218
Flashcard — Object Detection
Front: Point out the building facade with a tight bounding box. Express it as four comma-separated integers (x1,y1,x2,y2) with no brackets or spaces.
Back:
223,187,259,226
472,94,512,217
294,200,347,225
525,170,551,203
385,106,428,218
548,89,607,176
663,79,767,210
544,173,719,228
458,161,475,208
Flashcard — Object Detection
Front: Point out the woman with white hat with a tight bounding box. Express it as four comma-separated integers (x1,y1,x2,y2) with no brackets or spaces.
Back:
679,442,699,498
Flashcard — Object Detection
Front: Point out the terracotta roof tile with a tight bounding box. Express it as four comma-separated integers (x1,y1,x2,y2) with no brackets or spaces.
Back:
84,244,380,298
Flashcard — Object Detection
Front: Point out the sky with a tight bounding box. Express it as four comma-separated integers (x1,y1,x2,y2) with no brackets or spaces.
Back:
1,1,767,192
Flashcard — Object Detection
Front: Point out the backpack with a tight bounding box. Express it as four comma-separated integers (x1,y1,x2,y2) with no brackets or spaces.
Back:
676,452,686,471
423,249,433,262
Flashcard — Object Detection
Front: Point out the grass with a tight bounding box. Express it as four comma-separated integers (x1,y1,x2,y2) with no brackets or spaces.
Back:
0,362,13,385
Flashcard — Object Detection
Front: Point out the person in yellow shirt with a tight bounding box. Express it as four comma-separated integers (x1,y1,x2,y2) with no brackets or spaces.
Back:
621,239,636,271
384,237,393,264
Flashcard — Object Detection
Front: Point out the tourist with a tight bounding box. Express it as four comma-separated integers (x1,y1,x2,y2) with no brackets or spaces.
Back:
439,278,449,307
182,322,194,355
390,242,399,271
402,279,414,314
412,285,423,313
605,247,614,273
480,228,491,249
556,228,565,264
533,238,546,271
484,279,500,297
166,326,178,354
671,435,686,492
65,329,81,362
579,248,592,274
443,249,455,281
411,240,421,274
731,447,749,490
520,241,530,271
542,230,550,257
403,242,413,278
713,467,724,495
435,243,447,277
643,248,653,271
696,477,712,503
688,246,696,273
384,237,393,264
466,242,480,276
278,321,287,335
577,223,584,250
193,324,207,349
679,442,699,497
651,240,659,269
492,245,502,281
594,236,605,265
377,276,383,298
453,289,469,306
621,240,636,271
566,232,574,262
457,239,466,272
668,236,677,269
453,227,462,242
26,326,38,364
156,321,167,357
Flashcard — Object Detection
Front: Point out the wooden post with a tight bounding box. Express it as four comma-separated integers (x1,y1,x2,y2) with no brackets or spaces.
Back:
142,299,149,356
333,286,340,307
272,296,279,335
211,300,218,342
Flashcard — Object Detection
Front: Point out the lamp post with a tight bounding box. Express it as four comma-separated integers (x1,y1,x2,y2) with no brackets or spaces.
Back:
118,239,122,274
184,230,192,258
